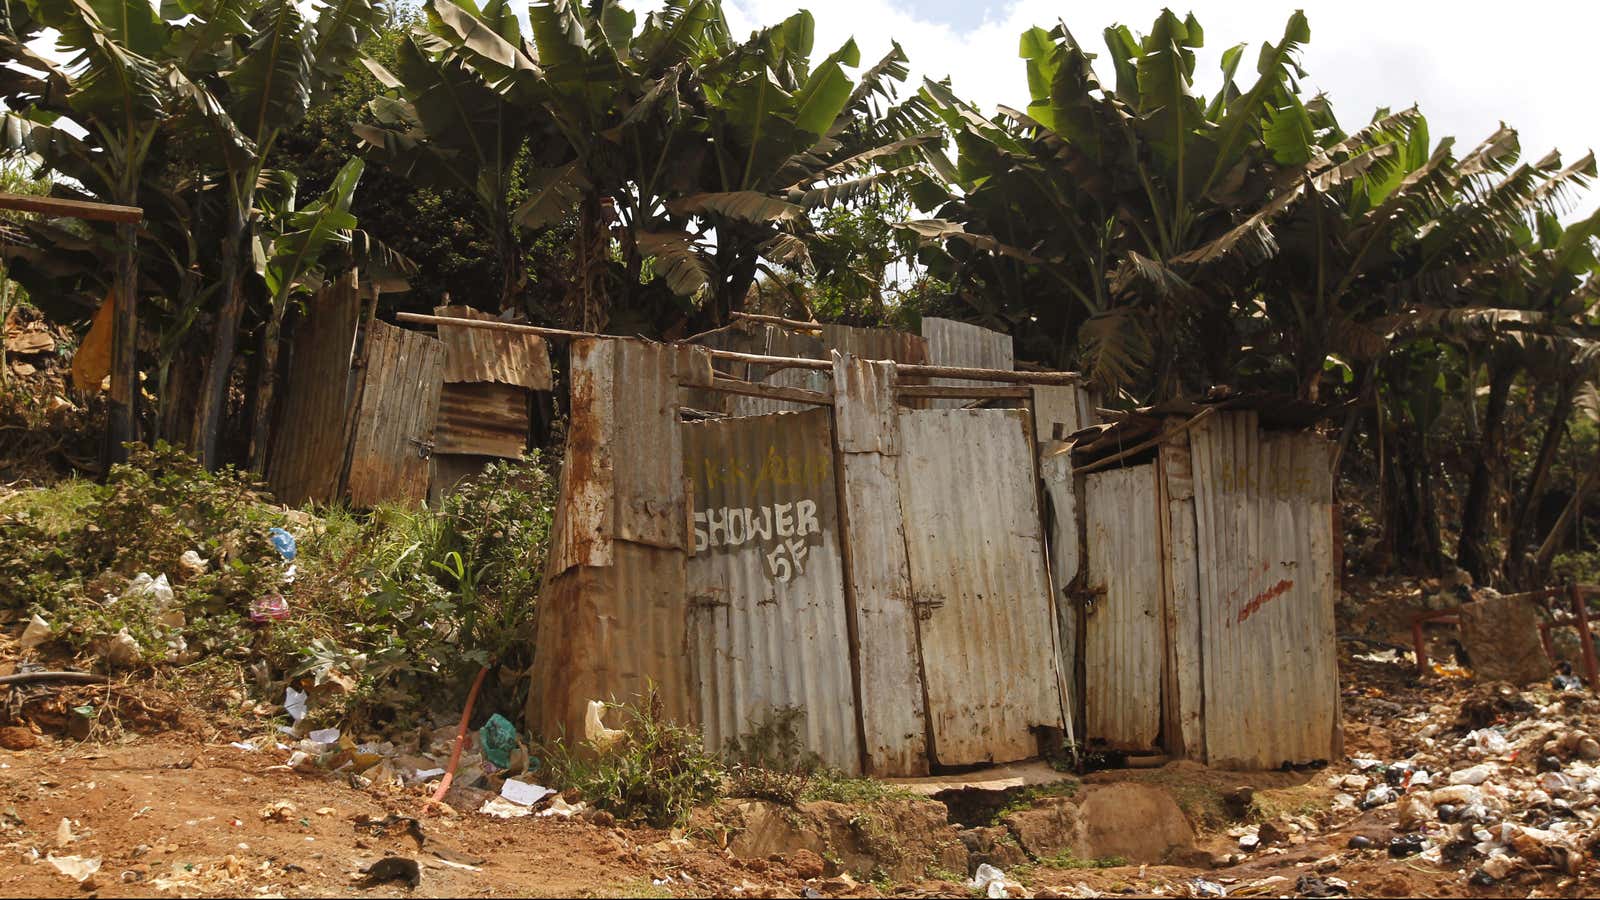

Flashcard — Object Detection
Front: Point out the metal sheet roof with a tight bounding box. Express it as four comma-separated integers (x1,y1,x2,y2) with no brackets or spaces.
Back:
683,409,861,772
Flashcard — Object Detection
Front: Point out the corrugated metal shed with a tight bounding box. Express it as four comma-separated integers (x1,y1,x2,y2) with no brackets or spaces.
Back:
896,407,1062,765
434,304,552,390
683,409,861,772
833,354,929,776
547,339,615,576
1189,412,1339,768
1158,431,1205,758
920,318,1014,410
345,320,444,507
434,381,528,458
1083,464,1163,750
268,274,361,505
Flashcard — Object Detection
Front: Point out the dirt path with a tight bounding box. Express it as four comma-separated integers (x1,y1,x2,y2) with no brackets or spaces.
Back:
0,735,800,898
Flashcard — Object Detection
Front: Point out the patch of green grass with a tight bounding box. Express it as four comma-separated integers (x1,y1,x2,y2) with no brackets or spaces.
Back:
992,778,1080,823
926,865,965,883
1038,849,1126,870
604,879,676,899
803,772,931,805
0,477,98,534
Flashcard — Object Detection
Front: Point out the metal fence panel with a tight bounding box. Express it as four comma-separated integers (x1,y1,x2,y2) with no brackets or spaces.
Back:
345,320,444,507
1084,464,1163,750
268,274,361,505
682,409,861,772
435,304,552,390
1190,412,1339,769
920,317,1014,409
896,407,1062,766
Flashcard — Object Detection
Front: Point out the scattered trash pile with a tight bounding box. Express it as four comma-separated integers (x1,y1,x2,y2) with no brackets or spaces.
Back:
1326,662,1600,890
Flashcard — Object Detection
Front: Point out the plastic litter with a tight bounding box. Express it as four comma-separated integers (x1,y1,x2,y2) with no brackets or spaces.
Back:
18,613,51,650
479,714,518,769
1388,833,1425,857
584,700,624,750
307,728,340,745
1359,785,1396,809
1464,729,1509,756
120,573,174,607
499,779,553,807
967,863,1012,899
178,550,209,576
283,687,308,723
537,796,585,818
46,853,101,883
1191,878,1227,898
268,527,297,561
55,818,75,847
249,593,290,622
1294,875,1349,898
1449,764,1494,786
99,629,140,669
478,796,533,818
360,856,420,888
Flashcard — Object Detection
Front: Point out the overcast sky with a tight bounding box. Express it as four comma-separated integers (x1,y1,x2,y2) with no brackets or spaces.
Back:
721,0,1600,208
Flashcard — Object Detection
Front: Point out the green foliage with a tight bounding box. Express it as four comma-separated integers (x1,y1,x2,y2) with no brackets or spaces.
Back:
542,690,724,827
1038,850,1126,870
0,443,556,724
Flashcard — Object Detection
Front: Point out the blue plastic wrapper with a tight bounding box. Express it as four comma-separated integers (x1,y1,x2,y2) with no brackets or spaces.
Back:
268,527,297,561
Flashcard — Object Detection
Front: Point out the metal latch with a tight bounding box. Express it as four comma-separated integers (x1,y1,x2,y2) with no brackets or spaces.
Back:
408,436,435,460
910,593,946,622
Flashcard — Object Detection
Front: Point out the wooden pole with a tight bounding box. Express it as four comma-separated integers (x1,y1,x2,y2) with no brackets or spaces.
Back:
0,192,142,223
729,310,825,331
105,221,138,465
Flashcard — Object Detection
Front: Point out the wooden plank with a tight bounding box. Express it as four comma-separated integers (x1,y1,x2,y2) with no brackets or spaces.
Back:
706,375,833,406
0,192,142,223
832,353,928,776
1159,427,1204,759
345,320,444,506
895,385,1031,400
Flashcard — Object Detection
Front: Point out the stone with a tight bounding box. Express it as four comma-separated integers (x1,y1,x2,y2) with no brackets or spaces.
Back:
787,849,825,880
1001,783,1196,865
1256,820,1289,847
1458,595,1550,685
958,826,1027,874
719,799,967,882
0,725,40,751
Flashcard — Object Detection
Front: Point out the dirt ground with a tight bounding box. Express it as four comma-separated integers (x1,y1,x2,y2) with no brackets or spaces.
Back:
5,576,1600,898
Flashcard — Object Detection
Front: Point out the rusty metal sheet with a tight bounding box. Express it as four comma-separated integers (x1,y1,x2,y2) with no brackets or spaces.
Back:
429,453,492,505
682,409,860,772
820,323,928,364
921,318,1013,410
434,381,529,459
896,407,1062,765
1038,449,1080,738
1190,412,1338,769
612,339,691,549
547,339,615,576
434,304,552,390
526,541,693,745
1084,464,1163,750
268,273,361,505
345,320,444,507
833,354,928,776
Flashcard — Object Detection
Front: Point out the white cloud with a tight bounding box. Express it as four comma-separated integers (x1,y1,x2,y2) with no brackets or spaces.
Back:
726,0,1600,202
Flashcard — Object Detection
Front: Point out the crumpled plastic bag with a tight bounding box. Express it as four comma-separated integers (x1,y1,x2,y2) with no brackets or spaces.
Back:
584,701,624,750
478,713,518,769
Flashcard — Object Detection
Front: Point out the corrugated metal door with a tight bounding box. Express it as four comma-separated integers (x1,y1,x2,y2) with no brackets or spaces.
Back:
1083,465,1163,750
345,320,444,507
1190,412,1338,768
895,408,1062,766
682,409,861,772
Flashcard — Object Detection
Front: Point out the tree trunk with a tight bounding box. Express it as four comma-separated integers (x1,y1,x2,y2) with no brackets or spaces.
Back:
103,221,139,469
195,202,249,470
1457,357,1516,583
1534,453,1600,577
246,302,289,474
1380,406,1443,575
1506,378,1576,585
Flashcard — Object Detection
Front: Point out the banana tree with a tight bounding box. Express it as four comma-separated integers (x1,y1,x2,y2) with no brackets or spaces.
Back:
187,0,380,470
1,0,201,462
902,9,1322,397
245,158,365,470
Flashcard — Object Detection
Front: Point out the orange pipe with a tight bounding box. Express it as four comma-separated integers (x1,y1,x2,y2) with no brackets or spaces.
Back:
424,665,490,813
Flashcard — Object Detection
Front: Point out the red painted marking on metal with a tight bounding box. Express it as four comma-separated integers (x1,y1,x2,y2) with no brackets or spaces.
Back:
1237,578,1294,624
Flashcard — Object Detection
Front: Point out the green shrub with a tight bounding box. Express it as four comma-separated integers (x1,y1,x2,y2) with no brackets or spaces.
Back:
543,690,724,828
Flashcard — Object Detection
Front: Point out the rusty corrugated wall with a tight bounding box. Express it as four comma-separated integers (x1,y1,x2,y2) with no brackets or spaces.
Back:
529,338,711,745
682,409,861,772
434,305,552,390
896,407,1062,765
268,273,361,505
434,381,529,458
1189,412,1339,768
920,317,1014,410
345,320,444,507
1083,464,1164,750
